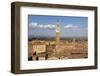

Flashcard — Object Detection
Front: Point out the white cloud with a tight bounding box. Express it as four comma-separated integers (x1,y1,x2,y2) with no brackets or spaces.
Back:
29,22,56,29
29,22,38,28
64,24,79,29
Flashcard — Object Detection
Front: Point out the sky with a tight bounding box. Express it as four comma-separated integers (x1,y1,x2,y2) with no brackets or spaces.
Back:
28,15,88,38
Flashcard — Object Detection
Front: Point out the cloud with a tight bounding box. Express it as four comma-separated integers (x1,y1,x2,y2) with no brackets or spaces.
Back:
29,22,38,28
64,24,79,29
29,22,56,29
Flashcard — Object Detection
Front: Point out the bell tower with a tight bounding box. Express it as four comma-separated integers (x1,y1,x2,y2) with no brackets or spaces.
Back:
56,20,60,49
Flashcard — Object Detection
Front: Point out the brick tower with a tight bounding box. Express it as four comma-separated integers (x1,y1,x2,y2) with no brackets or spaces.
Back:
56,20,60,50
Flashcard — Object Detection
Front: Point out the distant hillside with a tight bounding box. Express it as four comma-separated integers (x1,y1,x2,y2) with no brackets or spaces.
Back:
28,36,87,41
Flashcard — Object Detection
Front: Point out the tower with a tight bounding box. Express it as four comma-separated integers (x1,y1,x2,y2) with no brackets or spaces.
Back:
72,38,76,48
55,20,60,49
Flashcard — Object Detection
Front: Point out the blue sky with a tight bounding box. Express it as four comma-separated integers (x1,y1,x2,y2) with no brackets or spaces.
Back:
28,15,88,38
